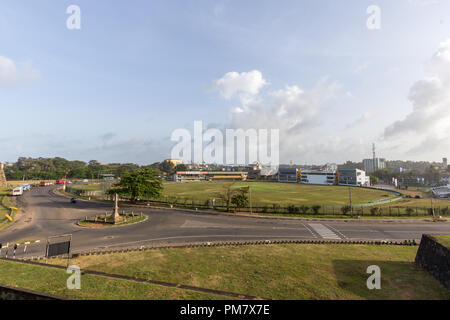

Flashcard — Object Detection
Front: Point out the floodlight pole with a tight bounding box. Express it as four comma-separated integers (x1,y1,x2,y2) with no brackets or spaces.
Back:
431,193,435,219
348,178,353,218
249,186,252,214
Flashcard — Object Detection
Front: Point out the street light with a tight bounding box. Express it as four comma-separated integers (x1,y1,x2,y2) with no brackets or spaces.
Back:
348,177,353,218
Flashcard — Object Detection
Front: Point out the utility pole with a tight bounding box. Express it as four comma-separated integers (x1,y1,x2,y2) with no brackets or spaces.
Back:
431,191,435,219
348,178,353,218
249,186,252,214
372,143,377,173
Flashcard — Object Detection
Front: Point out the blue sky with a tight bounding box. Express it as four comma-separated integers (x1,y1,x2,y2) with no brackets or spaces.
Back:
1,0,450,164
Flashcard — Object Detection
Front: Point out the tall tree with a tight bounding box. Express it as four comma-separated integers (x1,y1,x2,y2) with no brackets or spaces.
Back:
106,168,163,202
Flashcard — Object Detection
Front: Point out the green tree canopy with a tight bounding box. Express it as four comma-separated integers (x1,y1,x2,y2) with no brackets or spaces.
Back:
106,168,163,202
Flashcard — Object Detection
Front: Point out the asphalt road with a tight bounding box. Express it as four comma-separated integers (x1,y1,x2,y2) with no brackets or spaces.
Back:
1,186,449,259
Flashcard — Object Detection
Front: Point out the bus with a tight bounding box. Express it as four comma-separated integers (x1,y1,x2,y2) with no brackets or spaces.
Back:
56,179,69,185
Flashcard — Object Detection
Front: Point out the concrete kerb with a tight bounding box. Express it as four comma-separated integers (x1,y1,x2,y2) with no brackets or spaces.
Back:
74,214,148,229
19,238,419,262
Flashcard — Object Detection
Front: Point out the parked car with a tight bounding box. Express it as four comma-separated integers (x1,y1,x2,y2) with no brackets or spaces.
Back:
70,198,77,204
12,187,24,196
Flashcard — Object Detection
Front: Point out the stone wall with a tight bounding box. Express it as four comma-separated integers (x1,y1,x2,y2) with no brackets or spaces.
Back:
0,163,6,188
415,234,450,290
0,284,64,300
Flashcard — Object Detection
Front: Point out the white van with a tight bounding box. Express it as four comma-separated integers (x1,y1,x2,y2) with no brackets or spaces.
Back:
12,187,23,196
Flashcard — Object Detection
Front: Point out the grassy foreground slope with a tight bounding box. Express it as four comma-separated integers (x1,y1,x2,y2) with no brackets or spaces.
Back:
51,244,450,300
162,182,397,206
0,259,223,300
433,235,450,248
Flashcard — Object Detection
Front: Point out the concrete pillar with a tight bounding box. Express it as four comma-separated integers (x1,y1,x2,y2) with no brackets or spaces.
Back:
113,193,120,223
0,162,7,188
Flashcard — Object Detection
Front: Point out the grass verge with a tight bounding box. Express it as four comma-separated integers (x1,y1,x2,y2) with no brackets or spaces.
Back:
49,244,450,300
0,188,15,231
0,259,225,300
78,215,146,228
433,235,450,248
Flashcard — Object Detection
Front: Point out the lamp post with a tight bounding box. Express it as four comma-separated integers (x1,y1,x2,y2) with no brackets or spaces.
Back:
347,177,353,218
431,190,435,219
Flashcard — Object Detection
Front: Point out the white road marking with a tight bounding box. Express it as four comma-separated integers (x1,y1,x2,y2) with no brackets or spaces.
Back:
325,224,348,239
308,223,341,239
302,223,318,238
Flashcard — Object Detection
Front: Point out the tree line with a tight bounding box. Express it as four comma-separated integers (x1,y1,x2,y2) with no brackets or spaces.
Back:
3,157,187,180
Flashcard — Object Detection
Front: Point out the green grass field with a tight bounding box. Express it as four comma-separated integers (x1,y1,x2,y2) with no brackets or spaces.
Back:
162,182,398,206
48,244,449,300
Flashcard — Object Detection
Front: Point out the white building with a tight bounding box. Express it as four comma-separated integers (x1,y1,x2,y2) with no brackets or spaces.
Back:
431,186,450,199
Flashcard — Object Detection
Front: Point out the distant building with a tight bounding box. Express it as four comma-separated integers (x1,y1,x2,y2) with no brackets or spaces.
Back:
100,173,115,182
164,159,183,166
443,158,448,168
300,170,337,185
278,168,300,183
431,186,450,199
363,158,386,174
173,171,247,182
337,169,370,187
325,163,338,171
394,167,404,173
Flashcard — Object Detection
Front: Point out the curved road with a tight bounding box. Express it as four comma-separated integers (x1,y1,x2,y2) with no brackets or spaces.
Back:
0,186,449,258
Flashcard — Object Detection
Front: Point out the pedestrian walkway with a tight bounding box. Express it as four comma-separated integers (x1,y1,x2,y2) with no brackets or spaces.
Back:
308,223,341,239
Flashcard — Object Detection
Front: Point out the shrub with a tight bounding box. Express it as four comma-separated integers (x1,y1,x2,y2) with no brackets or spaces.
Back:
287,205,299,214
231,193,249,210
311,205,321,215
341,205,351,215
370,207,379,216
299,205,310,215
405,207,414,216
272,204,281,213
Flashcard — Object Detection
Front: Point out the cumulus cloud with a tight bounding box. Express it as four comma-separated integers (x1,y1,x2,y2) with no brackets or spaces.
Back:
213,70,268,99
345,112,373,129
382,39,450,157
214,71,349,163
408,0,439,6
0,56,40,86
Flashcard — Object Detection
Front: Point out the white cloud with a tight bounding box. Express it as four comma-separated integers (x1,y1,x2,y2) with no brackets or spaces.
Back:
213,70,268,99
222,73,349,163
408,0,439,6
354,63,369,74
0,56,40,86
345,112,373,129
382,39,450,159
